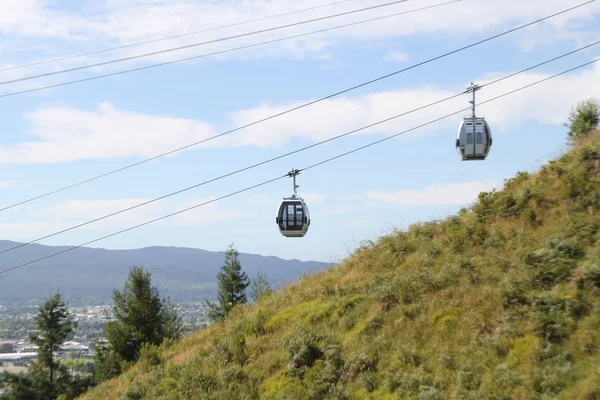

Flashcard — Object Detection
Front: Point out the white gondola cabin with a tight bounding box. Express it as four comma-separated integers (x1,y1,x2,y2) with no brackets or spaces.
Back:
456,117,492,161
276,197,310,237
455,83,492,161
276,169,310,238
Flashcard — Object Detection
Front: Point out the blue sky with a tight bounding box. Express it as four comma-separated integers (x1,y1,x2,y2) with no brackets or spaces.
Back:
0,0,599,264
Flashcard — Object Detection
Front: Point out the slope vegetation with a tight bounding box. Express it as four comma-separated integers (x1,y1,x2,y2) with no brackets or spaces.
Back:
82,134,600,399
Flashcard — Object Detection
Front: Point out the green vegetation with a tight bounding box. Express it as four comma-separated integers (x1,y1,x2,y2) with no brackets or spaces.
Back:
1,293,93,400
93,266,182,383
206,244,251,322
568,98,600,140
251,272,273,303
80,128,600,399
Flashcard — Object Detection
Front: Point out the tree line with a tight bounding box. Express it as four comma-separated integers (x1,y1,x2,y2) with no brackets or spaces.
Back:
0,243,271,400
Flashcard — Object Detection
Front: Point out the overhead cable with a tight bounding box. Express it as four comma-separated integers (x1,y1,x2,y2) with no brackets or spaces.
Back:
0,0,590,213
0,39,598,257
0,0,413,87
0,0,360,73
1,56,597,275
0,0,460,101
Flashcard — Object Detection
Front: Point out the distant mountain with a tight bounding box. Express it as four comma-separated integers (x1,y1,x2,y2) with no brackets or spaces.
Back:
0,241,331,305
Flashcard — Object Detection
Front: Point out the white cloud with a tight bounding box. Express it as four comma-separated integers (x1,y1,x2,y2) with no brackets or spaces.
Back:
365,181,502,206
0,102,215,164
0,0,98,38
385,51,410,63
2,62,599,164
227,62,600,146
0,181,16,188
0,196,254,240
0,0,597,68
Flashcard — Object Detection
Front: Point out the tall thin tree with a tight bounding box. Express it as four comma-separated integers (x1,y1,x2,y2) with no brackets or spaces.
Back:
30,293,76,386
250,271,272,303
206,244,250,321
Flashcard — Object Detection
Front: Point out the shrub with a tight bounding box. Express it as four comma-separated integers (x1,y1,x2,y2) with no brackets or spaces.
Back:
138,343,161,373
285,329,324,378
582,261,600,287
567,98,599,139
525,247,577,289
456,365,482,392
532,291,575,343
343,353,376,380
369,276,399,311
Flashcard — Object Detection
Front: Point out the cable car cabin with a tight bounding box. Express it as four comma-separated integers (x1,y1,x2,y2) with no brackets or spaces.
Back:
456,117,492,161
276,198,310,238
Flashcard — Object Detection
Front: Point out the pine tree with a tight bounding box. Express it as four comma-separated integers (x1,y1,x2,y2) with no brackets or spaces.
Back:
94,265,181,382
250,271,272,303
206,244,250,322
0,293,91,400
30,293,76,386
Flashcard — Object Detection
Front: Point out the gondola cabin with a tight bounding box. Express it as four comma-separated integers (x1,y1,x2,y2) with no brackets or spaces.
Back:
456,117,492,161
276,197,310,238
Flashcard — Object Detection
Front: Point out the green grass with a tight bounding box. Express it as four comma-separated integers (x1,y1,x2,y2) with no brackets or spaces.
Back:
81,133,600,399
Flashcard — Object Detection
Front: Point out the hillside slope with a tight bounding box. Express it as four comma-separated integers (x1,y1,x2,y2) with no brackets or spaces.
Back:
82,134,600,399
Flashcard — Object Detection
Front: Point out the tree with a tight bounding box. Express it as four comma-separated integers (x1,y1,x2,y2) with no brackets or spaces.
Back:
0,343,14,353
30,294,75,386
94,265,181,382
567,98,599,139
206,244,250,322
1,294,91,400
250,272,272,303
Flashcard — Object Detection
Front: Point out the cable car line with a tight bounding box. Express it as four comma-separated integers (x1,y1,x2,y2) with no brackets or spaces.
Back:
0,0,461,101
0,0,362,74
303,60,600,172
0,0,415,87
0,3,591,215
0,56,597,271
0,175,288,276
1,40,598,255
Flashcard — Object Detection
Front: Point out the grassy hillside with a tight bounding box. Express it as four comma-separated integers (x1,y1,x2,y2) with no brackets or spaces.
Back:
82,133,600,399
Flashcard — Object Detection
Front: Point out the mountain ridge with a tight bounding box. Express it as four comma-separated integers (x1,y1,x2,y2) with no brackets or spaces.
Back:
0,240,331,304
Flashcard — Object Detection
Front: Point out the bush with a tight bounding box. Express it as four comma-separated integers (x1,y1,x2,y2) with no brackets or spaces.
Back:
532,346,573,396
582,261,600,287
343,353,376,379
567,98,599,139
138,343,161,373
532,291,575,343
369,276,399,311
285,329,324,378
525,247,577,289
456,365,482,392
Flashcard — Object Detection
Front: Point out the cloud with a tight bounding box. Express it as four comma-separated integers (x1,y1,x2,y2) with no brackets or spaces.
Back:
0,0,597,68
385,51,410,63
226,62,600,146
0,102,216,164
0,196,254,240
0,0,99,39
365,181,502,206
0,181,16,188
2,62,600,164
